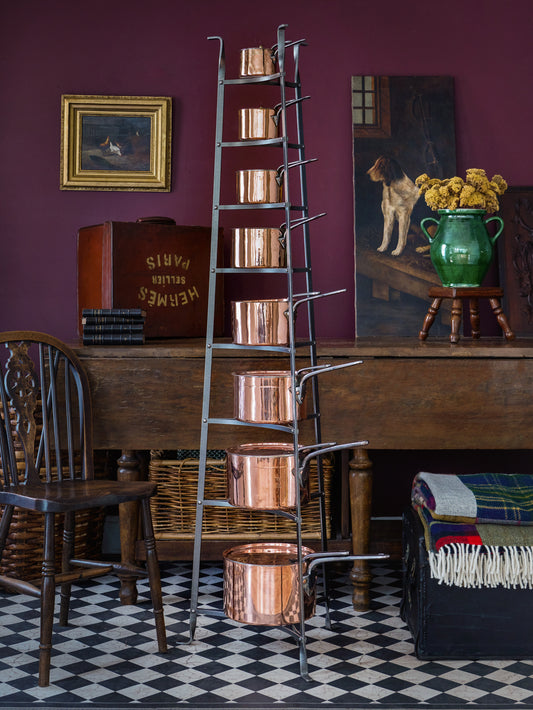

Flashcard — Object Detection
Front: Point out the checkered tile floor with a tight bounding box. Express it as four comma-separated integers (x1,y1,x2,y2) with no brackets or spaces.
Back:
0,561,532,708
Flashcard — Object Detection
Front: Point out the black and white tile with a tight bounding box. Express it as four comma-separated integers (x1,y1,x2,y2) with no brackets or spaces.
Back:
0,561,532,707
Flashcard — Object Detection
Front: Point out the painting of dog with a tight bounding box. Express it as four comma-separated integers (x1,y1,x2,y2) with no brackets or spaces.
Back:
367,156,420,256
352,75,456,336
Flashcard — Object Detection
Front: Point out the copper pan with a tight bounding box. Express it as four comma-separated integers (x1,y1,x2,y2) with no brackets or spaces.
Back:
236,169,281,204
238,108,278,141
236,160,317,204
239,38,306,77
231,299,291,346
231,227,286,268
226,441,363,509
224,543,316,625
233,361,364,423
238,98,310,141
226,442,310,509
239,47,276,76
233,370,307,423
231,213,326,269
223,544,389,626
231,290,348,346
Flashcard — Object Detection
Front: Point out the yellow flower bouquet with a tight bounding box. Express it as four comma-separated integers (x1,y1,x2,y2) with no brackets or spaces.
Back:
415,168,507,213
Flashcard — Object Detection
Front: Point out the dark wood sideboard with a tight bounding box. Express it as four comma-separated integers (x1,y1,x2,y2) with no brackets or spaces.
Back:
74,337,533,610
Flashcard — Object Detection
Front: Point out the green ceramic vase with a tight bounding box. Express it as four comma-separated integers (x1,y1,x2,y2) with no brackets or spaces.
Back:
420,209,504,287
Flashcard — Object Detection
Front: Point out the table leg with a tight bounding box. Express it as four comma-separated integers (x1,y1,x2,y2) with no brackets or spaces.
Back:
117,449,140,605
450,298,463,343
419,298,442,340
349,447,373,611
489,297,516,341
469,297,481,339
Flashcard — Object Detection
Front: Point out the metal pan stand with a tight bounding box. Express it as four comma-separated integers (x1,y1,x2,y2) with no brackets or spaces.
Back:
185,23,387,681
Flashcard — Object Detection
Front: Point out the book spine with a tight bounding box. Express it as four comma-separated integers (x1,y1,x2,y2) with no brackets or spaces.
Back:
82,308,146,318
83,323,144,335
82,333,145,345
82,315,146,325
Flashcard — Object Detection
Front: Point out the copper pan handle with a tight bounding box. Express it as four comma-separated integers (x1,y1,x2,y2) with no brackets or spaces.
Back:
304,552,389,592
291,288,346,316
297,440,368,485
281,213,327,232
297,441,337,454
295,360,363,403
271,38,307,55
276,158,317,185
278,213,327,249
272,96,311,125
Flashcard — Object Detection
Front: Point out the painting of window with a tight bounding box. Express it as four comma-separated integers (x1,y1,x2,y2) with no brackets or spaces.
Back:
352,76,457,337
351,76,391,137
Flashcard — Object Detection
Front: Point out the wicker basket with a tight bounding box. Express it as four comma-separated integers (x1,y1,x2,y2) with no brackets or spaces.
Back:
149,449,332,539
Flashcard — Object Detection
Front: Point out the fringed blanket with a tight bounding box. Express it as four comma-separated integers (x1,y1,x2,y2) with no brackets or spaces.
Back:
412,472,533,589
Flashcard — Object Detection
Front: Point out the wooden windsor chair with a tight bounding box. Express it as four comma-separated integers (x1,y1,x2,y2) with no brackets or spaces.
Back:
0,331,167,686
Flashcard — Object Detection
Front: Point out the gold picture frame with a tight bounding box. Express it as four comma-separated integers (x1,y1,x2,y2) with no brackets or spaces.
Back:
60,94,172,191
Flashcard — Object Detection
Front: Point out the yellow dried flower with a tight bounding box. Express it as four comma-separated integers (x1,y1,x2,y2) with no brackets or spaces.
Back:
485,190,499,213
448,195,461,210
490,175,508,195
424,186,443,210
415,168,507,212
448,177,464,194
460,186,486,208
415,173,430,188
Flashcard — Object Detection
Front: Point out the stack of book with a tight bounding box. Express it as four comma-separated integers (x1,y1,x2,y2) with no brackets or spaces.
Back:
82,308,146,345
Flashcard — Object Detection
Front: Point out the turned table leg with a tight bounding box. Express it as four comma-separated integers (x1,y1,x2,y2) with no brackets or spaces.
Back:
349,447,373,611
117,450,141,605
469,297,481,339
489,297,516,341
450,297,463,343
418,297,442,340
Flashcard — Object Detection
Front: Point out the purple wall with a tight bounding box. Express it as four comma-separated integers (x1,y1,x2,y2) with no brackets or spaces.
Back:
2,0,532,342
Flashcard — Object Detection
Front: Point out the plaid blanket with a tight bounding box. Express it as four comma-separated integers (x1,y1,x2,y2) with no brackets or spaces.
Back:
412,472,533,588
412,472,533,524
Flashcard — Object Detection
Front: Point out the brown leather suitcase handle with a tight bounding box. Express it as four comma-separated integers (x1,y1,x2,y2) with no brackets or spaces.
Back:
136,216,176,225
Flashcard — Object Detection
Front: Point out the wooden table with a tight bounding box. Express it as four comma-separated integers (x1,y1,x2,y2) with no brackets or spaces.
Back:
74,337,533,610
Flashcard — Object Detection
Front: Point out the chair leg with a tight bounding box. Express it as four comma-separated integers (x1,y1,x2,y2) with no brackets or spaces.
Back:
0,504,15,563
39,512,56,687
59,511,75,626
140,498,167,653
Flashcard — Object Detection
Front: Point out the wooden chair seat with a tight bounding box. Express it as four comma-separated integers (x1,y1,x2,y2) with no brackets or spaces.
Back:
0,331,167,686
1,479,158,512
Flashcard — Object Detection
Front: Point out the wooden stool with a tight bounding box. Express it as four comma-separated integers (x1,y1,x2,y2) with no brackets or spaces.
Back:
419,286,515,344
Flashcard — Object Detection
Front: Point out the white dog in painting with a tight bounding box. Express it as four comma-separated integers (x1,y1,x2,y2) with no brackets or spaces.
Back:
367,156,420,256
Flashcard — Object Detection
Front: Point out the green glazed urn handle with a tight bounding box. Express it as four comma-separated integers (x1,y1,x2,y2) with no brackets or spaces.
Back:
420,217,440,243
484,215,504,244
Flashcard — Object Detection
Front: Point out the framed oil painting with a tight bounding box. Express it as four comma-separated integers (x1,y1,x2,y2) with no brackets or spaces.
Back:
60,95,172,191
498,187,533,336
352,76,456,336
